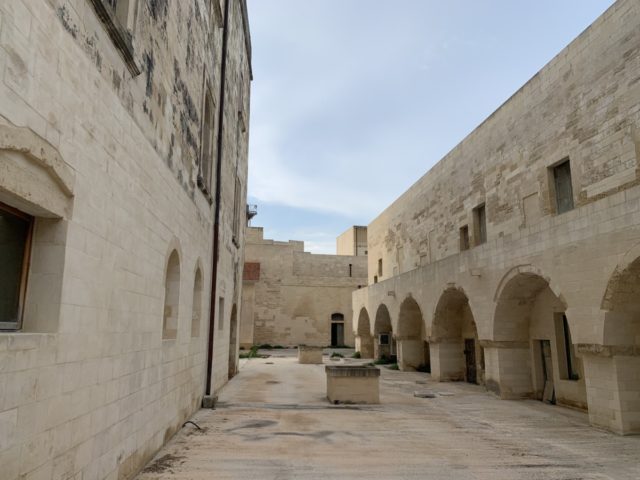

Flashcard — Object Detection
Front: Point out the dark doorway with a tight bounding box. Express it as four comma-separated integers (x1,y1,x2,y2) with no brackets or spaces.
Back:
464,338,477,384
331,313,344,347
331,322,344,347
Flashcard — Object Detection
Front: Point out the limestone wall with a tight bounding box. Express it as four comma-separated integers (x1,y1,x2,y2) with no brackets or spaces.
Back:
354,0,640,434
0,1,251,479
241,227,367,348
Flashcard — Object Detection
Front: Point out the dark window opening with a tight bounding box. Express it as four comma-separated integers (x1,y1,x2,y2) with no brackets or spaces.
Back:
378,258,383,277
218,296,225,330
373,275,378,284
348,263,352,277
553,159,574,214
558,314,580,380
460,225,470,251
473,204,487,245
0,203,34,331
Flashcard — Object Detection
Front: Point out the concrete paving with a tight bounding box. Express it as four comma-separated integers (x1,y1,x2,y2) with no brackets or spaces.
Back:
137,350,640,479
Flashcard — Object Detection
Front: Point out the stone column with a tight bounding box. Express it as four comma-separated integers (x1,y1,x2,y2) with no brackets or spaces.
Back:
579,344,640,435
355,335,375,359
397,338,424,371
481,341,532,399
430,340,464,381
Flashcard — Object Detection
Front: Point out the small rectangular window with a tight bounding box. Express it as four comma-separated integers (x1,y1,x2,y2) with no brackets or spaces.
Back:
378,258,383,277
373,275,378,284
218,296,225,330
473,204,487,245
459,225,470,251
0,203,34,331
553,159,574,214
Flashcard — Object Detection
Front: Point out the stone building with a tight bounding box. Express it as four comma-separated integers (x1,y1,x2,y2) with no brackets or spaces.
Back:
0,0,251,478
240,227,367,349
336,225,368,257
353,0,640,435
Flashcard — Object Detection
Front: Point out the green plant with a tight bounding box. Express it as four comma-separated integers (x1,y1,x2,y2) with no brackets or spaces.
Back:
351,351,361,359
387,363,399,370
330,352,344,359
239,345,260,359
373,355,392,365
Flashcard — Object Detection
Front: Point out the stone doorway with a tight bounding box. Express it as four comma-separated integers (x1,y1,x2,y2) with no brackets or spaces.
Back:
331,313,345,347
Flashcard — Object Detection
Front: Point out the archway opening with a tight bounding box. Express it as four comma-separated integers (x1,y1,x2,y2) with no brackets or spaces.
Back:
191,268,203,338
432,288,480,383
374,304,395,361
397,297,429,372
228,304,238,379
163,250,180,340
493,272,586,409
355,308,374,358
599,257,640,433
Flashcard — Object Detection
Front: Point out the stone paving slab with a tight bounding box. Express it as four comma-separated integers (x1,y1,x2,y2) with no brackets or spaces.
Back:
136,354,640,480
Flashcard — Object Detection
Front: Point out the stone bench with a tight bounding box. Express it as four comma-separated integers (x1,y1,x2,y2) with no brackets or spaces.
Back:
326,365,380,404
298,345,324,364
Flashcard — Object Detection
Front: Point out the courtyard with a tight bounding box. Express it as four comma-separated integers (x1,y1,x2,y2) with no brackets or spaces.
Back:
137,350,640,480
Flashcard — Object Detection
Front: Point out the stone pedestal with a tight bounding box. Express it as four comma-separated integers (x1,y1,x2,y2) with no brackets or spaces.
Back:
298,345,324,364
326,365,380,404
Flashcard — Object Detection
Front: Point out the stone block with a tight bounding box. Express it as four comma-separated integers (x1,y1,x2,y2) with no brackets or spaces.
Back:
326,365,380,404
298,346,323,364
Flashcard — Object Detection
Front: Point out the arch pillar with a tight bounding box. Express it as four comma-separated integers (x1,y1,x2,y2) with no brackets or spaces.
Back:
429,338,464,382
480,340,532,399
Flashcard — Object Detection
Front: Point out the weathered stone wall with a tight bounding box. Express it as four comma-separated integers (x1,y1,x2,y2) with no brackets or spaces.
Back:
354,0,640,434
240,227,367,348
0,0,251,478
336,226,368,256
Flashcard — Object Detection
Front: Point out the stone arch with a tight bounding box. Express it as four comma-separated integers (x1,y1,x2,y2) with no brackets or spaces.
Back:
431,286,481,383
596,248,640,433
355,308,374,358
490,266,586,410
373,303,395,360
396,296,429,371
162,249,181,340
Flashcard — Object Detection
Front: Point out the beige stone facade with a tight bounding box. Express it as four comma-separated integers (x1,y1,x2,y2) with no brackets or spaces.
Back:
353,0,640,435
336,225,368,256
240,227,367,348
0,0,251,479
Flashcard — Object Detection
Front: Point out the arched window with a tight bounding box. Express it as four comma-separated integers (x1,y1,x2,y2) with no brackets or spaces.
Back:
163,250,180,339
191,268,203,338
331,313,344,322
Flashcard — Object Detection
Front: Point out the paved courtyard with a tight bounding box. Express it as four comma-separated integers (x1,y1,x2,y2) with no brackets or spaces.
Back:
137,350,640,479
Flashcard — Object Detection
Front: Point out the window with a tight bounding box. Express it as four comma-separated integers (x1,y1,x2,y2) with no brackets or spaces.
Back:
552,159,574,214
555,314,579,380
232,177,242,245
163,250,181,340
191,268,203,338
218,296,225,330
0,203,34,330
199,88,215,193
459,225,470,251
348,264,352,277
378,333,390,346
378,258,383,277
473,204,487,245
374,275,378,284
88,0,139,75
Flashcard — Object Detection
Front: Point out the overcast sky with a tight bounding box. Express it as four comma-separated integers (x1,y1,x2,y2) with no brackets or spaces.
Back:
245,0,615,254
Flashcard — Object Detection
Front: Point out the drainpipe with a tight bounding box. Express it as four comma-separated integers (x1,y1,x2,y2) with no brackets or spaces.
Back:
205,0,231,401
